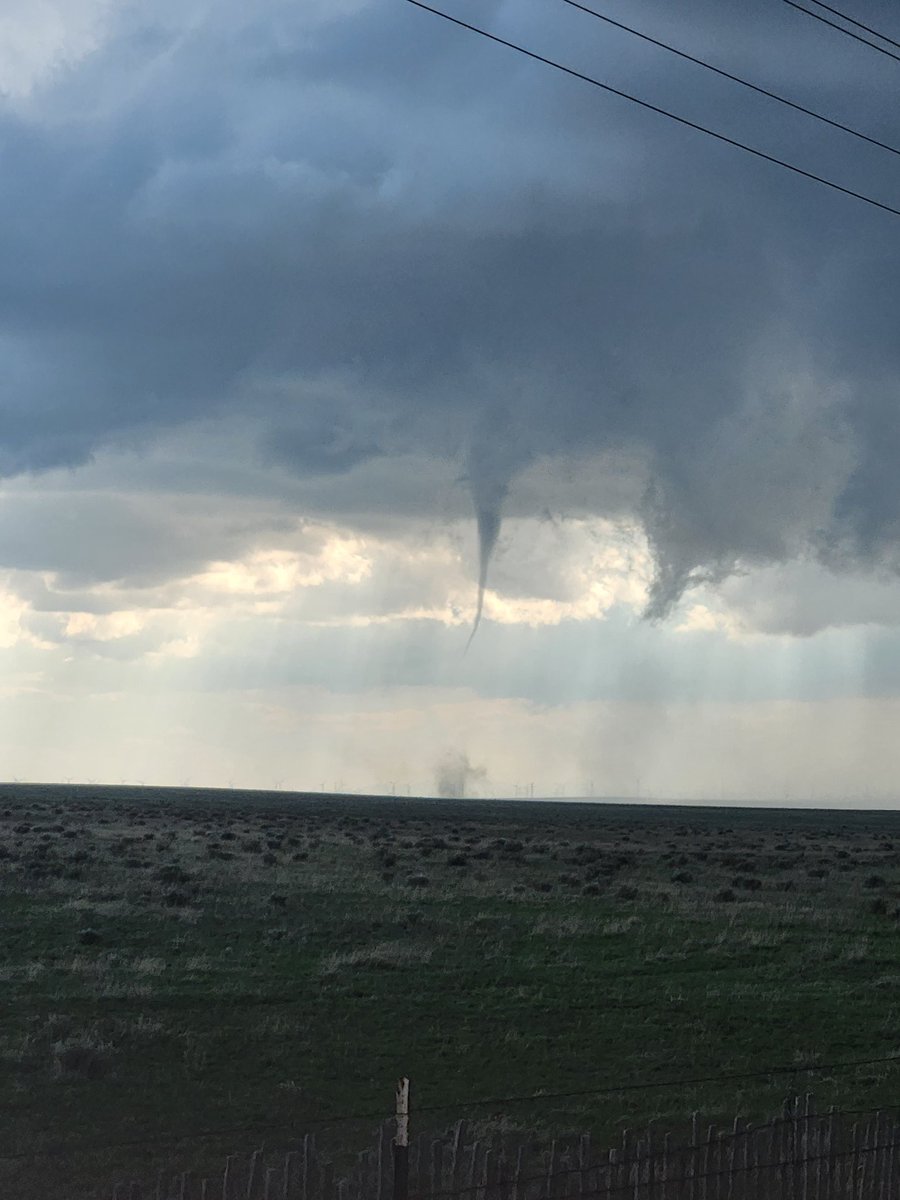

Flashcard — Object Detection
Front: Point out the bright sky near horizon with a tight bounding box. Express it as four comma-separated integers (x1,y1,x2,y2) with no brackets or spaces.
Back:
2,0,900,801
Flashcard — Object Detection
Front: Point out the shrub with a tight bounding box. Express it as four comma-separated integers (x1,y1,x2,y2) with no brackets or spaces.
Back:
154,864,193,886
54,1041,110,1081
733,876,763,891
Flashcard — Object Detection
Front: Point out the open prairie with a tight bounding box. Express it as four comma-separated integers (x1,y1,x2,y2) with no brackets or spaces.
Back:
2,784,900,1198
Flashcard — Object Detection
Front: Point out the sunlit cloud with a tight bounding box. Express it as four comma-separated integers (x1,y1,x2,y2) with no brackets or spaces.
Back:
0,0,113,97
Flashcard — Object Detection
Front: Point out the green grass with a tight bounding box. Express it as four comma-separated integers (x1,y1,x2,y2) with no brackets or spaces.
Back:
2,784,900,1198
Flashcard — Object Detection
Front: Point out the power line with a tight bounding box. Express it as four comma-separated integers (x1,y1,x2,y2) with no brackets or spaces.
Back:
781,0,900,62
413,1050,900,1116
6,1053,899,1163
405,1,900,218
559,0,900,157
0,1110,391,1163
803,0,900,50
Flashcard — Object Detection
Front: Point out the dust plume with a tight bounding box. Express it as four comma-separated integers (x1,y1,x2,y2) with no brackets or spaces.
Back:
435,750,487,799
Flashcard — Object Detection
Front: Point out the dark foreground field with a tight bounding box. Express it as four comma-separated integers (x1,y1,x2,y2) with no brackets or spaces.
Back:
2,784,900,1198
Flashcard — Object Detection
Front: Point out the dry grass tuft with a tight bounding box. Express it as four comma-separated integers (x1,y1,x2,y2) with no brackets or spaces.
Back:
320,941,433,975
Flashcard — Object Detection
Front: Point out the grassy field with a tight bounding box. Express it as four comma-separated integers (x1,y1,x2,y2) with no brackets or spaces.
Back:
2,784,900,1198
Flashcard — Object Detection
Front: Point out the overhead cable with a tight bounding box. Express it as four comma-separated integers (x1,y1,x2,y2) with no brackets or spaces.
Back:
781,0,900,62
560,0,900,157
805,0,900,49
405,1,900,218
5,1051,900,1161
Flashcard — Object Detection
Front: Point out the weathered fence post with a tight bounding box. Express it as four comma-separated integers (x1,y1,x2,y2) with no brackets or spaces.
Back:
430,1137,444,1200
578,1133,591,1200
660,1131,671,1200
800,1094,812,1200
222,1156,235,1200
700,1123,713,1200
247,1150,264,1200
449,1121,468,1200
885,1116,897,1200
546,1138,560,1200
511,1143,525,1200
852,1113,864,1198
725,1117,738,1200
394,1077,410,1200
691,1108,705,1200
740,1122,752,1200
282,1151,300,1200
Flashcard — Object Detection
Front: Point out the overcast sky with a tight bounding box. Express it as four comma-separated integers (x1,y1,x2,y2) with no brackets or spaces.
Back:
2,0,899,801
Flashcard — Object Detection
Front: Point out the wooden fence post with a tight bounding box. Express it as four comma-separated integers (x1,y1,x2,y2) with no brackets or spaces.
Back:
247,1151,264,1200
394,1078,410,1200
691,1108,705,1200
449,1121,468,1200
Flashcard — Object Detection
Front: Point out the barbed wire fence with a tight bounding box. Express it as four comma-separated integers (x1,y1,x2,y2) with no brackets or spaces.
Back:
94,1087,900,1200
29,1065,897,1200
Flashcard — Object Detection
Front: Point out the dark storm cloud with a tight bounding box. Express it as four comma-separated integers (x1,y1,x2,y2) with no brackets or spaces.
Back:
1,0,899,611
0,489,287,586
